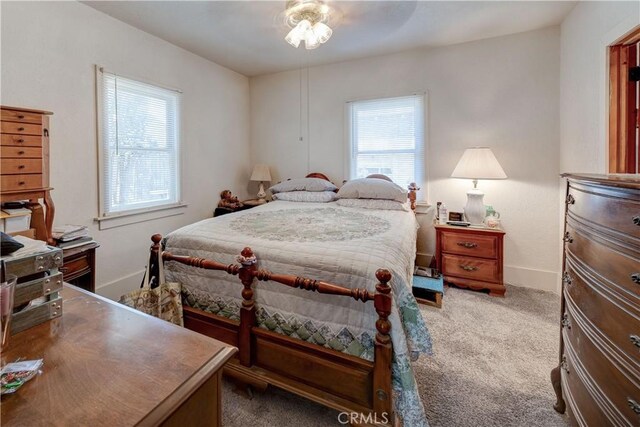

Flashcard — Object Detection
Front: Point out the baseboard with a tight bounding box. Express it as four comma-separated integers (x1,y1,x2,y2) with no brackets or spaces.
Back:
95,269,144,301
504,265,560,294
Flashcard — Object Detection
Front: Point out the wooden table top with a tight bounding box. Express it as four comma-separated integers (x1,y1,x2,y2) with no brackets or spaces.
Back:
1,285,236,426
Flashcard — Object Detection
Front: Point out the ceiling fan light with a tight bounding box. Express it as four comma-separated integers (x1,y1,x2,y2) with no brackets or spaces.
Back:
312,22,332,44
285,19,311,48
304,28,320,49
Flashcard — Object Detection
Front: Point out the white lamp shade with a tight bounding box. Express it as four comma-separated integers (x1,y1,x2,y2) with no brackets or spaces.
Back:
250,164,272,182
451,147,507,180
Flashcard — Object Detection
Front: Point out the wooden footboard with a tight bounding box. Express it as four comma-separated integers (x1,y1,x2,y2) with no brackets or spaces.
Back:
149,234,395,426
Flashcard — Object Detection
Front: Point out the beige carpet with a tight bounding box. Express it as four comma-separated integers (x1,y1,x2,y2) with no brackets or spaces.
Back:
221,285,570,427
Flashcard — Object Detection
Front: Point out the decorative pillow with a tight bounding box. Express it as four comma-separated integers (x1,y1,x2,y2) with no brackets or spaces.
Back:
272,191,337,203
1,232,24,256
269,178,337,194
337,178,407,203
336,198,410,211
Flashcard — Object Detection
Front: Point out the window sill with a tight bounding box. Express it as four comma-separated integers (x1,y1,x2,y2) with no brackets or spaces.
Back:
95,203,188,230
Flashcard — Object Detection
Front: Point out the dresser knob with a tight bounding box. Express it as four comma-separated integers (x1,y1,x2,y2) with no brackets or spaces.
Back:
18,165,24,169
17,150,24,155
630,335,640,348
17,127,24,131
17,115,24,119
634,216,640,226
45,288,51,293
18,181,25,186
631,273,640,284
457,242,478,249
565,194,575,205
459,265,478,272
563,232,573,243
562,272,572,286
628,398,640,415
561,313,571,329
17,139,24,143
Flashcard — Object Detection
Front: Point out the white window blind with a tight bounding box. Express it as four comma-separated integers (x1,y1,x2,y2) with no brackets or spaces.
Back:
348,95,425,188
98,70,180,216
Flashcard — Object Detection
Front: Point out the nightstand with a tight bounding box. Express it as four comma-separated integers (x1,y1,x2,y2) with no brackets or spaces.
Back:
435,224,505,297
243,199,268,207
60,241,99,292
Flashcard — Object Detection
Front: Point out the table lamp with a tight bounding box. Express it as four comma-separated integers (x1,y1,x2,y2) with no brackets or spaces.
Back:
451,147,507,225
250,164,271,202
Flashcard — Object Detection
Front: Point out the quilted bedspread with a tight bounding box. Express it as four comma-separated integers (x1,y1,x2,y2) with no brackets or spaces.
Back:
163,201,432,426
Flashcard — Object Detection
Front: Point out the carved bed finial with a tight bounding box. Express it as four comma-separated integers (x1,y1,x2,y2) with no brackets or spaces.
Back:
237,247,257,266
408,183,420,211
374,269,392,345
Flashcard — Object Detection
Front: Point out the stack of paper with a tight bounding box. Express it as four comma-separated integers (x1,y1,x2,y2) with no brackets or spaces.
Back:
52,225,88,242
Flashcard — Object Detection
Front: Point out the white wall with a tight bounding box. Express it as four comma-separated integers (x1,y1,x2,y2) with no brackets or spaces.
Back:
251,27,562,292
560,1,640,173
1,1,251,299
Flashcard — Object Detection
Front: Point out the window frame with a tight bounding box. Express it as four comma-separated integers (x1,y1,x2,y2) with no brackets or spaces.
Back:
345,93,427,194
95,66,185,226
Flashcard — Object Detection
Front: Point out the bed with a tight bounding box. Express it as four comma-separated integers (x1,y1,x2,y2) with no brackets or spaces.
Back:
148,174,431,427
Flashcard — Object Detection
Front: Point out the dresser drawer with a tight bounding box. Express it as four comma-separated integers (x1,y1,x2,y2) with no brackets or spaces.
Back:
566,221,640,299
1,122,42,136
441,231,498,259
561,346,618,427
565,258,640,367
442,254,499,282
567,181,640,241
1,158,42,174
1,110,43,124
14,273,64,307
1,174,44,191
1,134,42,147
0,146,42,158
564,305,640,426
61,254,91,281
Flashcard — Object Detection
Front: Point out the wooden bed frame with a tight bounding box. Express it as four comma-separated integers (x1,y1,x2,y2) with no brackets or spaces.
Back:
148,173,418,426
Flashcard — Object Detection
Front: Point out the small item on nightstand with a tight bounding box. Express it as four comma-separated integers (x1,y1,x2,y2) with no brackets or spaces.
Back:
438,203,447,225
218,190,244,210
484,210,501,228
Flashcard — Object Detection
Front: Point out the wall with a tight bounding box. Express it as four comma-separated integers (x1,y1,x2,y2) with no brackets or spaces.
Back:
560,1,640,173
1,1,251,299
251,27,562,292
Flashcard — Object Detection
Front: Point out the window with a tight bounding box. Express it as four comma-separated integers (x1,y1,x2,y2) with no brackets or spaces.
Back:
609,27,640,173
348,94,425,188
98,69,181,216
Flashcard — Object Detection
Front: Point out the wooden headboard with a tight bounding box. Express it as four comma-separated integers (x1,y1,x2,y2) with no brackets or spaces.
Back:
305,172,331,181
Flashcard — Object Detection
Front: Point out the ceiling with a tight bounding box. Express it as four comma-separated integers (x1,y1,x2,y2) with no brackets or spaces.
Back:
84,1,576,77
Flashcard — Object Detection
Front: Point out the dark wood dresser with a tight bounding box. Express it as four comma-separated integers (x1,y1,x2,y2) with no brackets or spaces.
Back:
435,224,506,296
1,285,236,426
551,174,640,426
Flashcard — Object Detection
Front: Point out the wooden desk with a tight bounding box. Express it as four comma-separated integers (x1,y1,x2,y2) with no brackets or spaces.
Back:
1,285,236,426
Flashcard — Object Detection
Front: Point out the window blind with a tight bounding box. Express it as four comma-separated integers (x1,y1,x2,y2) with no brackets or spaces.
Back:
348,95,425,188
99,71,180,215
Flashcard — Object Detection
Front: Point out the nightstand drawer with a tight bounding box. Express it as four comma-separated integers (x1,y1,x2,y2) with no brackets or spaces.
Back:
61,254,90,281
441,231,498,259
442,254,499,282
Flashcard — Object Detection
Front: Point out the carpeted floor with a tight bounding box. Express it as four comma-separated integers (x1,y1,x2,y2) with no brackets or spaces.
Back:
221,285,569,427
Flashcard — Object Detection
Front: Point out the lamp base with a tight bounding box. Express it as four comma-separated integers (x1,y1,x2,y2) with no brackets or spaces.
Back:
257,182,267,201
464,188,485,225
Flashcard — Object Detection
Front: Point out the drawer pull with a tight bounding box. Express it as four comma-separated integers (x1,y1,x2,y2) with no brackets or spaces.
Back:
562,272,572,286
17,150,24,155
18,165,25,169
17,115,24,119
456,242,478,249
17,139,24,143
632,273,640,284
561,313,571,329
18,181,25,186
628,398,640,415
565,194,575,205
634,216,640,226
562,232,573,243
17,127,24,131
630,335,640,348
459,265,478,272
60,267,69,274
560,355,569,374
45,288,51,293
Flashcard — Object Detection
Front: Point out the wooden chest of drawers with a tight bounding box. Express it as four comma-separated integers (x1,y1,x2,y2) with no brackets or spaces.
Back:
435,224,506,296
0,106,55,243
551,174,640,427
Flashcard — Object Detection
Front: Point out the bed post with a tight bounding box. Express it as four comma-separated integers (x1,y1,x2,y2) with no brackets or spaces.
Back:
150,234,163,288
237,247,257,367
408,182,419,211
373,268,393,423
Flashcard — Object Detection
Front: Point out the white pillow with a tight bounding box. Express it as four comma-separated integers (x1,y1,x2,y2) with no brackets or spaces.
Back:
337,178,407,203
269,178,337,194
272,191,337,203
336,198,410,211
